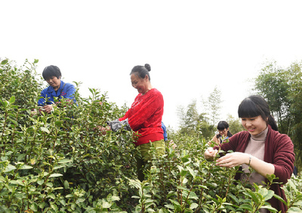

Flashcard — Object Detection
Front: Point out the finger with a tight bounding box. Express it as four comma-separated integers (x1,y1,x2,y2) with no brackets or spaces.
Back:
217,160,233,167
216,156,227,162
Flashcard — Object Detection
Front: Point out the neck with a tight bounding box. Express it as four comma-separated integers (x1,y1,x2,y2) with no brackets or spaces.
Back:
142,83,152,95
142,86,152,95
53,81,61,91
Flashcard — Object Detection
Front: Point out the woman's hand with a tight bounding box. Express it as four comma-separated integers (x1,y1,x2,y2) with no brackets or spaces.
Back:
204,147,218,160
42,105,53,114
96,126,111,135
216,152,249,168
216,152,275,177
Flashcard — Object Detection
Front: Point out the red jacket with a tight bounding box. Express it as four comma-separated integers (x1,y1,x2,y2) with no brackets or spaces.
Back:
119,88,164,146
215,125,295,212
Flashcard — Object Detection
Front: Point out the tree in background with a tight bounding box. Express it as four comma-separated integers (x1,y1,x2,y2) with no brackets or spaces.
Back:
254,60,302,169
178,100,202,136
206,86,222,126
286,62,302,169
226,114,245,135
177,86,223,140
254,61,292,134
177,100,213,139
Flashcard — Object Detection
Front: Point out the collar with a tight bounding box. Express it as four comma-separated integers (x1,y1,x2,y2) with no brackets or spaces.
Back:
251,126,269,141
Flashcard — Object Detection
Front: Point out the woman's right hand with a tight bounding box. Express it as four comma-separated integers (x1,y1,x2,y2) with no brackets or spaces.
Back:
204,147,218,160
42,105,53,114
96,126,111,135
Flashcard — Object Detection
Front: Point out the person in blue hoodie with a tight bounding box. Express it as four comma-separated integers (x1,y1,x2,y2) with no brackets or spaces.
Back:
38,65,76,113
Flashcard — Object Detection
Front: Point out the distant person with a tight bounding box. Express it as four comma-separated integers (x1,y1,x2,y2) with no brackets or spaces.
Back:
37,65,76,113
204,95,295,212
162,121,168,141
100,63,165,181
209,121,233,145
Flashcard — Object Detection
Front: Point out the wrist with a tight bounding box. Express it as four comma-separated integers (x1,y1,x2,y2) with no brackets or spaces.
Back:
247,154,252,166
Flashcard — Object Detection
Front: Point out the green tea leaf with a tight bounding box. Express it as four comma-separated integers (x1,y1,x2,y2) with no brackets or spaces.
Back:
58,158,72,164
30,203,38,211
40,127,50,134
49,173,63,178
9,96,15,104
64,180,69,189
1,59,8,65
239,204,253,211
190,203,198,210
20,164,33,170
4,164,16,173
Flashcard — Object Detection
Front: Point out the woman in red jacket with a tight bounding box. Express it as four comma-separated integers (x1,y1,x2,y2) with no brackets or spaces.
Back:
204,95,295,212
103,63,165,181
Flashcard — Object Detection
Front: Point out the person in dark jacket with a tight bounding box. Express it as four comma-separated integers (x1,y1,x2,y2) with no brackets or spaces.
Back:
204,95,295,213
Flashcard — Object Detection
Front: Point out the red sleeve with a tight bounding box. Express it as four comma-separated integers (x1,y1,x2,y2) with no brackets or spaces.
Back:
119,108,130,121
119,90,163,131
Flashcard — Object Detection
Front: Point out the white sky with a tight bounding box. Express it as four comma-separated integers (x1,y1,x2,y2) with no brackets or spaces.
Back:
2,0,302,130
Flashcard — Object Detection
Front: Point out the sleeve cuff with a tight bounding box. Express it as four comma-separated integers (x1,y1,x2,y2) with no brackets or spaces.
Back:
107,119,131,132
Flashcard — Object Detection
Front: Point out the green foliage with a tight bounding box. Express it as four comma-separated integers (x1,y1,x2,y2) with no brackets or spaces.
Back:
254,60,302,169
226,114,245,135
0,58,43,110
282,174,302,212
0,58,301,212
254,61,292,133
177,100,214,140
177,87,225,141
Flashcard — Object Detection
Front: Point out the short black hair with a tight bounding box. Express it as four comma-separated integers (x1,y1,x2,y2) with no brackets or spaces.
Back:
217,121,229,131
42,65,61,80
238,95,278,131
130,64,151,81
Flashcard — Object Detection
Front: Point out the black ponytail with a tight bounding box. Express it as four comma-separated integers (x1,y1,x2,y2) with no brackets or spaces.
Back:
268,114,278,131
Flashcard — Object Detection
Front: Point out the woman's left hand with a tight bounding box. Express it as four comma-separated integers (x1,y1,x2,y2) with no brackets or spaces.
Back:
216,152,249,168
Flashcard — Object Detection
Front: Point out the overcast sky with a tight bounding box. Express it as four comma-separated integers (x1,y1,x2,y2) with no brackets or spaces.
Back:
2,0,302,130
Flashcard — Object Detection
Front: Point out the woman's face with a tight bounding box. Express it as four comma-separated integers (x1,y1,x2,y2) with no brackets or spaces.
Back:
131,74,148,94
46,76,61,91
241,115,267,135
218,128,228,137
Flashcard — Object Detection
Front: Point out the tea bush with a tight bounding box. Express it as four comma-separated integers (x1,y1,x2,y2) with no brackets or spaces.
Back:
0,59,301,212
